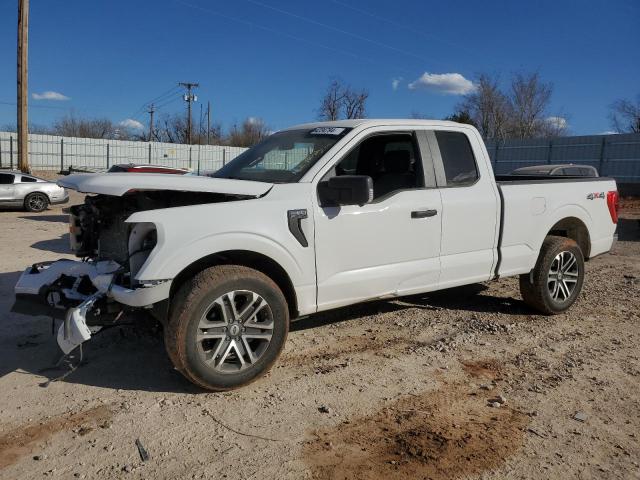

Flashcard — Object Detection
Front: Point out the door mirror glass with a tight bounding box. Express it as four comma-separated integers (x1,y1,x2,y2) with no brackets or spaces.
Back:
318,175,373,206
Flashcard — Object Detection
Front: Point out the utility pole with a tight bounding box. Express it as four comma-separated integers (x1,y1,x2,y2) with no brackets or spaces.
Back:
179,82,199,144
17,0,30,173
206,101,211,145
147,103,155,142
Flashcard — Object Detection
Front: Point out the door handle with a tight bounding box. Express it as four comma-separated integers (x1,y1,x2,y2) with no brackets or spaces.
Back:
411,209,438,219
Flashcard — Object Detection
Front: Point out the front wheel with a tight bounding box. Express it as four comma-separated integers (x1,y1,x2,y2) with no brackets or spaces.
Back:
165,265,289,391
24,192,49,212
519,235,585,315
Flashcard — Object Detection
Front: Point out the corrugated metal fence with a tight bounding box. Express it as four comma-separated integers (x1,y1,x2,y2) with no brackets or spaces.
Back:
486,133,640,184
2,131,639,187
0,132,247,173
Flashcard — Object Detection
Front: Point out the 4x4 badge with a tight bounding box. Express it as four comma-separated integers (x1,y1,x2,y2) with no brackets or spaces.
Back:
586,192,604,200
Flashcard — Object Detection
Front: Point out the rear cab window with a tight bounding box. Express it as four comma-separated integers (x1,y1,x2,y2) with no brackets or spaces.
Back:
435,131,479,186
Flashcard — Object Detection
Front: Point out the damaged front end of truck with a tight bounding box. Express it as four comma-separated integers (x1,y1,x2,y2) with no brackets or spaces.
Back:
13,173,272,354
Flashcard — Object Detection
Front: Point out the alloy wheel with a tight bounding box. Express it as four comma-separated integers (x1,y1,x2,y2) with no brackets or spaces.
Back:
28,194,47,211
196,290,273,373
547,251,579,302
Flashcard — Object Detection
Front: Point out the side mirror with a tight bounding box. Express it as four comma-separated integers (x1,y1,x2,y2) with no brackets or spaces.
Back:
318,175,374,206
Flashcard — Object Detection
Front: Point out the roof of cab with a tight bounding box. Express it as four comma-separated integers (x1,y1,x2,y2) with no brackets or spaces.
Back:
281,118,465,131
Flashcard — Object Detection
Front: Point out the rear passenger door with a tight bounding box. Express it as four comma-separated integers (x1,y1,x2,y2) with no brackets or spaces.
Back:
422,129,500,288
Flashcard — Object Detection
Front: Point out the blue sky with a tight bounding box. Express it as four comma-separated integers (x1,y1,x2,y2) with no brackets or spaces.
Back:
0,0,638,135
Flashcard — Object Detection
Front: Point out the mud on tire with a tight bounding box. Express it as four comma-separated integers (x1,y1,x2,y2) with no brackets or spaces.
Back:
519,235,585,315
165,265,289,391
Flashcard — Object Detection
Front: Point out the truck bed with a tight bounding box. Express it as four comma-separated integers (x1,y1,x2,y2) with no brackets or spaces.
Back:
494,176,617,279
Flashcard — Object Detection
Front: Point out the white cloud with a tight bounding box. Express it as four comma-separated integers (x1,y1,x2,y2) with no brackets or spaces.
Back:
545,116,568,130
408,72,476,95
32,91,70,101
119,118,144,130
391,77,403,91
599,130,617,135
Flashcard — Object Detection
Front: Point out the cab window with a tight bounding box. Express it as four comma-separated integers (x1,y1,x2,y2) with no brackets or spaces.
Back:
435,131,478,186
328,133,423,199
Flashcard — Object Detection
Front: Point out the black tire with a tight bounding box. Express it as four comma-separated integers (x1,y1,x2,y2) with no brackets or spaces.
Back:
165,265,289,391
519,235,585,315
24,192,49,212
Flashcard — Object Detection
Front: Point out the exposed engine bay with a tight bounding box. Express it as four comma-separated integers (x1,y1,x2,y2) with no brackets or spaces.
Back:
14,189,256,354
70,191,249,267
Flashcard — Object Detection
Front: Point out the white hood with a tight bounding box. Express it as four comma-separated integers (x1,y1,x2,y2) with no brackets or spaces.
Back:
58,173,273,197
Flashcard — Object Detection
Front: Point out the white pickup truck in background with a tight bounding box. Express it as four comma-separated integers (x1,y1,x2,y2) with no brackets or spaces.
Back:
14,119,619,390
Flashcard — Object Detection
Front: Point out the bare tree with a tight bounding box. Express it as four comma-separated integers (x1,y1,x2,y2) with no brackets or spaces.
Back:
226,117,270,147
509,72,553,139
155,113,223,145
445,109,476,127
51,113,132,139
318,79,368,120
2,122,50,134
343,86,368,119
456,71,564,140
539,114,569,138
458,73,511,140
155,113,188,144
318,80,344,121
609,95,640,133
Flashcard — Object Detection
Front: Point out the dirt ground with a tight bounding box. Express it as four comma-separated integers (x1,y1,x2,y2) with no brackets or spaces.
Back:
0,178,639,480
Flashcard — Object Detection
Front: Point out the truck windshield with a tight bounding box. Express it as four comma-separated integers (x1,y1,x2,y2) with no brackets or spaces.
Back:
213,127,351,183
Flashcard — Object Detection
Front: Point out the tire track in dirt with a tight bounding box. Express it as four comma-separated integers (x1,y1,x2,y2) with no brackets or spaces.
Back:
303,359,528,480
0,404,113,470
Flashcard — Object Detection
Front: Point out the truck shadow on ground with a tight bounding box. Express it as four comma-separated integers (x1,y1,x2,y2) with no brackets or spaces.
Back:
30,233,71,254
0,276,528,394
19,214,69,223
292,283,530,332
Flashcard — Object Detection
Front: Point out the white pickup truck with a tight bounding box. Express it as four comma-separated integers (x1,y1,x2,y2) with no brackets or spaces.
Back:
14,119,619,390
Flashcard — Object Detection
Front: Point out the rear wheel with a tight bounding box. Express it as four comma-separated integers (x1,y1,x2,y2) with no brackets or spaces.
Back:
24,192,49,212
165,265,289,391
519,235,584,315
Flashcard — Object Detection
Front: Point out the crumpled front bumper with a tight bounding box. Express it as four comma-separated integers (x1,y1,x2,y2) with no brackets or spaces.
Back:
14,259,172,353
15,259,171,306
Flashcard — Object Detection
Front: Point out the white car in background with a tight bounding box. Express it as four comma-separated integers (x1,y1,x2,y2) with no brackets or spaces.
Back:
0,171,68,212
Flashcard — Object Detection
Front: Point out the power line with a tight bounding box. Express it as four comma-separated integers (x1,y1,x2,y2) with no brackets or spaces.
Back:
243,0,437,66
173,0,380,66
128,85,182,122
154,96,181,110
145,85,181,106
328,0,475,55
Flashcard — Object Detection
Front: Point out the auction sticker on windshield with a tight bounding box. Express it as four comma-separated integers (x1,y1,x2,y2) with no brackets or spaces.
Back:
309,127,346,135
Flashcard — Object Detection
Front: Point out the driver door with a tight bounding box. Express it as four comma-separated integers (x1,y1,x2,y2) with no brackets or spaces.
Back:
313,129,442,311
